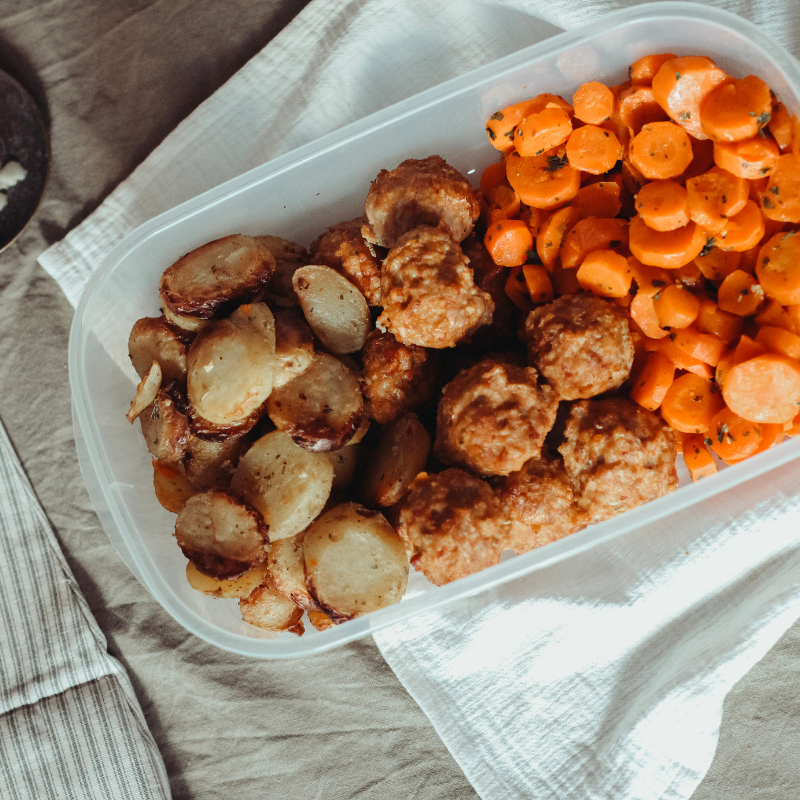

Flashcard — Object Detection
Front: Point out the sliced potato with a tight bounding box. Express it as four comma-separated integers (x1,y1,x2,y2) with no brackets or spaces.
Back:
266,353,363,452
293,265,371,354
128,316,192,383
361,413,431,507
153,461,196,513
186,561,269,598
127,361,162,423
159,234,275,319
174,490,268,579
187,302,276,426
231,431,333,540
257,235,308,308
267,535,318,611
324,444,359,491
273,308,314,388
239,581,305,635
140,388,191,464
183,434,248,490
303,503,409,622
254,234,307,263
162,304,210,332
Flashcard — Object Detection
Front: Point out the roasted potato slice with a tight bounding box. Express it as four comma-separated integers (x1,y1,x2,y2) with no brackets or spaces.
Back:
128,316,192,383
266,353,363,452
186,561,269,598
324,444,359,491
266,534,318,611
153,460,196,513
162,304,210,333
126,361,162,423
257,235,308,308
293,265,371,354
187,302,276,426
239,581,304,635
231,430,333,540
183,434,248,490
273,308,314,388
174,490,268,580
140,388,191,464
361,413,430,507
303,503,409,622
159,234,275,319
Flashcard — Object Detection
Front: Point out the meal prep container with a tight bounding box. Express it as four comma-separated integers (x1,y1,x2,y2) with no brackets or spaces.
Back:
70,2,800,658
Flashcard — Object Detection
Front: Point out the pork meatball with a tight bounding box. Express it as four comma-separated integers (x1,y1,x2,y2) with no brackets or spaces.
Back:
434,358,559,476
397,469,507,586
362,155,481,249
378,226,493,349
310,218,383,305
524,293,634,400
361,330,439,424
558,397,678,524
495,454,588,554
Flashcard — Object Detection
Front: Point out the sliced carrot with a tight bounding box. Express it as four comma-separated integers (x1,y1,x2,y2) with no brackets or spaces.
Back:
674,430,686,453
755,298,796,333
571,182,622,218
699,75,772,142
785,409,800,436
630,292,668,339
629,53,678,86
522,265,555,304
685,166,748,232
734,334,767,363
717,200,765,252
560,217,628,268
573,81,615,125
696,297,744,341
792,114,800,160
635,179,690,231
486,98,544,151
487,206,509,226
506,150,581,209
709,407,764,463
652,56,730,140
484,218,533,267
617,85,670,135
756,230,800,305
629,216,707,268
694,244,741,281
715,347,737,387
653,284,700,329
682,137,716,182
521,206,549,239
713,136,780,180
754,423,785,454
505,266,534,311
761,154,800,223
769,102,793,152
480,160,509,197
629,351,675,410
717,269,766,316
628,258,673,297
576,250,632,297
551,263,581,296
536,206,582,271
683,433,719,480
786,304,800,333
737,243,763,275
749,176,770,205
649,336,715,378
660,372,725,433
565,125,622,175
756,325,800,360
630,121,693,180
489,184,521,219
674,261,704,290
672,326,728,366
515,107,573,157
722,352,800,423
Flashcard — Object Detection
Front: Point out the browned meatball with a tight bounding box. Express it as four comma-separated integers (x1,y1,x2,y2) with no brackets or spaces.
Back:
495,454,588,554
361,330,439,424
434,358,559,476
362,155,481,248
310,218,383,305
524,293,634,400
558,397,678,524
378,226,494,349
397,469,507,586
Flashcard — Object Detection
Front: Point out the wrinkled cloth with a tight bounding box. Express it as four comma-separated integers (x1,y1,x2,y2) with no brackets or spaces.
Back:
30,1,800,799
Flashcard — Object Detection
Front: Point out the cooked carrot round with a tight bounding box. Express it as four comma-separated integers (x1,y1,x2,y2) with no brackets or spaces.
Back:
629,351,675,410
629,215,707,268
717,269,766,316
756,325,800,360
660,372,725,433
653,284,700,329
565,125,622,175
506,150,581,209
755,298,796,333
630,292,668,339
628,258,673,297
486,98,544,151
571,182,622,218
522,264,554,304
722,353,800,423
682,433,718,480
734,334,767,363
694,245,741,282
717,200,765,252
630,122,693,179
635,179,690,231
699,75,772,142
573,81,615,125
761,154,800,223
576,250,632,297
617,86,670,135
756,231,800,305
769,102,793,153
488,184,521,220
695,297,743,342
536,206,582,270
629,53,678,86
484,219,533,267
505,266,534,311
672,326,728,366
708,407,764,463
685,166,748,233
650,335,715,378
515,107,573,157
683,137,716,182
560,217,628,268
713,136,780,180
480,161,508,196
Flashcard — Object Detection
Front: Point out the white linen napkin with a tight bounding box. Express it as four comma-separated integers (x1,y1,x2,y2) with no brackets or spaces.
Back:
38,1,800,799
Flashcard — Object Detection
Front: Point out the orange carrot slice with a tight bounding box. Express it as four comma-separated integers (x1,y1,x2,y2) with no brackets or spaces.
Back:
515,107,573,157
628,258,673,297
756,325,800,360
717,269,766,316
755,299,796,333
635,180,690,231
484,218,533,267
536,206,582,271
756,231,800,305
480,161,509,196
696,297,744,341
660,372,725,433
523,265,555,304
714,136,780,180
486,98,544,151
628,216,707,268
722,352,800,423
630,292,668,339
629,53,678,86
506,150,581,209
672,326,728,366
761,154,800,223
630,121,693,180
683,433,719,480
653,284,700,328
505,266,534,311
617,86,670,135
571,182,622,218
573,81,615,125
649,336,715,378
769,102,793,152
717,200,765,252
709,407,764,463
560,217,628,268
685,166,748,233
629,351,675,410
565,125,622,175
699,75,772,142
694,245,741,282
576,250,632,297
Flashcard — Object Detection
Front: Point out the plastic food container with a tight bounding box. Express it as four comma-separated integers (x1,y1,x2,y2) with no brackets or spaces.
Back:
69,2,800,658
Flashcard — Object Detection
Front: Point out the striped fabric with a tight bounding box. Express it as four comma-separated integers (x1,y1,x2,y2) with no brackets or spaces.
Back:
0,418,170,799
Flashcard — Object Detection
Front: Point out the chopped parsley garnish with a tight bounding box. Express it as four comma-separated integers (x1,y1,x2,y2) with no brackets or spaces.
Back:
546,154,569,172
699,237,716,257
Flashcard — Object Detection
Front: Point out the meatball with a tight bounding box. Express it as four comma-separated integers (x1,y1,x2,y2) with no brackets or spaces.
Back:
378,226,494,349
434,358,559,476
495,454,588,554
362,155,481,249
361,330,440,424
397,469,507,586
558,397,678,524
310,217,383,305
524,293,634,400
